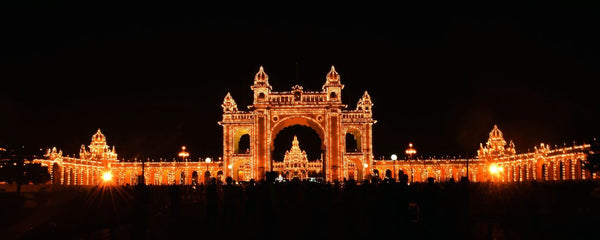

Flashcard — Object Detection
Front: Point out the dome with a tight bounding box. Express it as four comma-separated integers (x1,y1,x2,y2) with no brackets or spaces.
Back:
92,129,106,143
489,125,503,139
326,65,340,81
254,66,269,82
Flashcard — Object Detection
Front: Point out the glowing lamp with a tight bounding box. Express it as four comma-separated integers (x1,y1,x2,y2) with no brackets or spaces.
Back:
228,164,233,169
102,172,113,182
391,154,398,161
489,165,503,174
205,157,212,163
363,163,368,168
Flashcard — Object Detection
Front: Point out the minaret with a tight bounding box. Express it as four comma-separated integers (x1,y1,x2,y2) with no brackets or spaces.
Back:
356,91,373,112
222,92,239,112
322,65,344,102
251,66,272,104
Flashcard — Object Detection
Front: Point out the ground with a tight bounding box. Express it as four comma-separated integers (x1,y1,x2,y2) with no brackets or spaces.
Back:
1,181,599,240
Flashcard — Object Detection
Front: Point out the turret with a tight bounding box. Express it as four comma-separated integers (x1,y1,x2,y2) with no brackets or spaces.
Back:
79,144,88,159
251,66,272,104
222,92,239,112
322,65,344,102
356,91,373,112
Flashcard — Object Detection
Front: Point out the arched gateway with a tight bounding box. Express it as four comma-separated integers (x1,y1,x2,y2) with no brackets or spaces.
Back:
220,66,376,182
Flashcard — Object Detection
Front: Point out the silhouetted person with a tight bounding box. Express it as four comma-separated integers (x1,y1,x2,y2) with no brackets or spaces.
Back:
206,178,218,231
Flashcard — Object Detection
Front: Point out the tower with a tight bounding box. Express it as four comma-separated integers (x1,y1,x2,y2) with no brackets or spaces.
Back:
251,66,272,104
322,65,344,102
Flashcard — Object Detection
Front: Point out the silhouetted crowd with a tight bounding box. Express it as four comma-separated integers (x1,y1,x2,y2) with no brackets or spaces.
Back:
3,176,600,240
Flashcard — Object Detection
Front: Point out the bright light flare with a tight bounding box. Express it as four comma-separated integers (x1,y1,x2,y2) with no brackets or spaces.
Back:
102,172,113,182
489,165,503,174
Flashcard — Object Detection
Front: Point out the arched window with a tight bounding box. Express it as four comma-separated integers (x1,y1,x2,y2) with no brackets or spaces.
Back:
237,134,250,154
559,161,565,180
542,164,548,181
258,92,265,100
345,133,358,152
192,171,198,185
330,92,337,99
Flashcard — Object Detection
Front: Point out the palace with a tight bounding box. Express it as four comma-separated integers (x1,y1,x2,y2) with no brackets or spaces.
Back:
272,136,323,180
33,66,597,185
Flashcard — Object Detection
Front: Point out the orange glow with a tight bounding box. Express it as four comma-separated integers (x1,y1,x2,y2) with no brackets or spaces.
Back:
405,143,417,156
178,146,189,160
102,172,113,182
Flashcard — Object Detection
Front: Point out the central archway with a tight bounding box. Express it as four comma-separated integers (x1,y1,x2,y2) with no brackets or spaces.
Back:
269,116,326,177
272,125,322,162
220,66,376,181
270,116,326,151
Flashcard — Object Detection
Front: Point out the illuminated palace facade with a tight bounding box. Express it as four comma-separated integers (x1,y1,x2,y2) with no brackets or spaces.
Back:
34,66,597,185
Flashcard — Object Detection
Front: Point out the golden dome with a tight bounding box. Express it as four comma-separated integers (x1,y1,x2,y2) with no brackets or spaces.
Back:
92,129,106,143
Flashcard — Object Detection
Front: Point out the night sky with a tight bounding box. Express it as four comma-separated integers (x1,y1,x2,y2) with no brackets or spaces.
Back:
1,1,599,161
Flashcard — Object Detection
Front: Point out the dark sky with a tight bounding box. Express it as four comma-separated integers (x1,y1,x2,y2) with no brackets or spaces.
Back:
1,1,599,161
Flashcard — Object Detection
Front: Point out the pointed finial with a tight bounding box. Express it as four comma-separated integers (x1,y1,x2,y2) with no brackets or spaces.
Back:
255,66,269,82
326,65,340,81
362,91,371,100
222,92,238,112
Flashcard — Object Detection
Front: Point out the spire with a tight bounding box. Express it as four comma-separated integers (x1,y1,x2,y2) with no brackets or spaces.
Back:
356,91,374,112
323,65,344,89
490,125,502,139
292,135,300,149
221,92,238,112
326,65,340,82
252,66,271,90
255,66,268,82
487,125,506,147
251,66,272,103
92,128,106,144
322,65,344,100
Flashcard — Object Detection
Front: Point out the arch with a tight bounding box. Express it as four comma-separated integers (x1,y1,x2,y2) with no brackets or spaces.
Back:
346,158,364,182
542,164,548,181
52,163,61,185
330,92,337,99
69,168,75,185
258,92,265,100
577,159,584,180
191,171,199,185
233,128,251,154
270,116,326,151
345,133,358,152
231,159,249,182
204,171,211,184
559,161,565,180
345,127,362,152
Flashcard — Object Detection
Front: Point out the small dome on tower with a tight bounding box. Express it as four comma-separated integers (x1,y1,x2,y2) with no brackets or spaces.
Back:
489,125,503,139
255,66,269,82
92,129,106,143
326,65,340,81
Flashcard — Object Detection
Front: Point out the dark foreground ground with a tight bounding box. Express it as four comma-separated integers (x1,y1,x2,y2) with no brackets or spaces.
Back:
1,180,600,240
